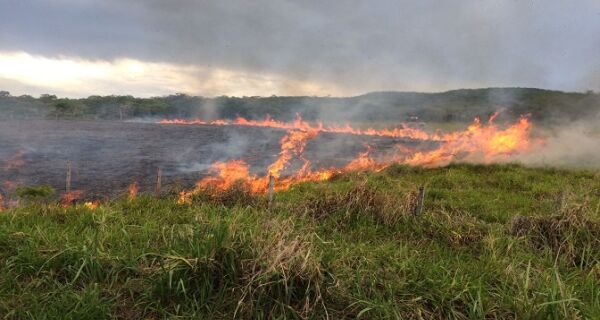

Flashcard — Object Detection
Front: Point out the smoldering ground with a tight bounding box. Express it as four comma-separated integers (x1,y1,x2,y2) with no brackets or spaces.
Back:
0,120,425,199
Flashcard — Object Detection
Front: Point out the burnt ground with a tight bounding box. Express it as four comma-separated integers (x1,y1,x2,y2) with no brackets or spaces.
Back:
0,120,434,199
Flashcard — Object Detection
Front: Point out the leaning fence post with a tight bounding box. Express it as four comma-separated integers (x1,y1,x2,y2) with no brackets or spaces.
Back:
155,167,162,198
268,175,275,209
66,160,72,194
413,186,425,216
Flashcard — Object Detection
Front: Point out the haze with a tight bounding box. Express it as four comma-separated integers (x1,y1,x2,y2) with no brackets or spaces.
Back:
1,0,599,97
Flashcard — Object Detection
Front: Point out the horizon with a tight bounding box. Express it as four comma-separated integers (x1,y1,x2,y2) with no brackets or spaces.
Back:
1,86,594,100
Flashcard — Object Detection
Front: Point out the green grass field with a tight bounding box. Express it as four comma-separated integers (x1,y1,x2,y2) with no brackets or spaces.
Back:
1,164,599,319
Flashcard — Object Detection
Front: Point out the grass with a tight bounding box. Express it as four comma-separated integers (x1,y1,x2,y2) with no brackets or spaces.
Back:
0,163,599,319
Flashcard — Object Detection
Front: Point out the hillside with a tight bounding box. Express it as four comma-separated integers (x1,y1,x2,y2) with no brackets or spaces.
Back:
1,164,598,319
1,88,599,125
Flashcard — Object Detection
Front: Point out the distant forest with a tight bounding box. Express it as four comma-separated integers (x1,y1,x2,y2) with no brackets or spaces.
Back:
0,88,598,125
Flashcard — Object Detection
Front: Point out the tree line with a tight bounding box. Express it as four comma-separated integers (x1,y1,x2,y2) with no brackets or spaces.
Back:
0,88,598,125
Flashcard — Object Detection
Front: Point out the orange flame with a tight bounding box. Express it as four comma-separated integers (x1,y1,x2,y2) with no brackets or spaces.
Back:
172,113,540,201
160,113,440,141
267,129,319,178
83,201,99,210
60,190,84,207
128,181,138,200
404,116,533,166
0,193,4,212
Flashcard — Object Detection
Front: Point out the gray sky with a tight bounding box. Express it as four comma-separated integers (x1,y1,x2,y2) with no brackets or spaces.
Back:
1,0,599,97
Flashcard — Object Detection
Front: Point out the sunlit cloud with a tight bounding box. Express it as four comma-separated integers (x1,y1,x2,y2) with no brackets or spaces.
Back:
0,51,347,97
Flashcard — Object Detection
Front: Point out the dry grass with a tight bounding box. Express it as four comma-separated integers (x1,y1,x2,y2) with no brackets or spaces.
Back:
509,192,600,267
236,218,325,318
421,209,488,248
293,181,413,226
191,180,264,207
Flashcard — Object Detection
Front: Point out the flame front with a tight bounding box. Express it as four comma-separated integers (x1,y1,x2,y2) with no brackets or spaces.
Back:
405,116,533,166
167,113,540,201
160,113,441,141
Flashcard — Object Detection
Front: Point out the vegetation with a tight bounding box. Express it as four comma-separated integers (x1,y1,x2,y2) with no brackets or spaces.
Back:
13,185,55,204
1,164,599,319
0,88,599,126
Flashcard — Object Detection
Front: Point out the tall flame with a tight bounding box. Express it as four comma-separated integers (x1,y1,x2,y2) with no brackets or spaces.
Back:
404,116,533,166
267,129,319,178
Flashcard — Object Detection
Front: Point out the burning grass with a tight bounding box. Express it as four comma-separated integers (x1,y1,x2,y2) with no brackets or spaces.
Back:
169,112,543,201
0,164,599,319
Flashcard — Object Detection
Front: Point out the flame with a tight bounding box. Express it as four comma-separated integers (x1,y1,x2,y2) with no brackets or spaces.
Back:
83,201,99,210
0,193,4,212
176,160,268,204
128,181,138,200
342,145,387,172
404,116,533,166
267,129,319,178
3,150,25,171
173,113,540,201
60,190,84,207
160,113,440,141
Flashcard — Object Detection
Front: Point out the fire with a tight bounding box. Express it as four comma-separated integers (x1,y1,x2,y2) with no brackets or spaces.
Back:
172,113,539,201
83,201,99,210
0,193,4,212
198,160,265,192
267,129,319,178
343,145,387,172
3,150,25,171
160,114,441,141
60,190,84,207
404,115,533,166
128,181,138,199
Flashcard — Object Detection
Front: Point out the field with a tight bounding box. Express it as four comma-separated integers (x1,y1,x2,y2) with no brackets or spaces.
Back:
1,163,598,319
0,120,429,199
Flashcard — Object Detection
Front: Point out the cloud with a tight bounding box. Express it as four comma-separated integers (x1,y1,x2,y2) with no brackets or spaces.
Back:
0,51,344,97
1,0,599,96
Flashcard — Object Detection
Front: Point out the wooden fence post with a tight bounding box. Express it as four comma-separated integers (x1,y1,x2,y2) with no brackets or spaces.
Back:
413,186,425,216
155,167,162,198
268,175,275,209
66,160,72,194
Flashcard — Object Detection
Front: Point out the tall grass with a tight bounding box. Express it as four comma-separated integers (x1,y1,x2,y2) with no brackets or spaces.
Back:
0,164,598,319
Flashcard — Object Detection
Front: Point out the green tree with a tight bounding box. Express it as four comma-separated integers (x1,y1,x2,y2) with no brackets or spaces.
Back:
48,99,88,119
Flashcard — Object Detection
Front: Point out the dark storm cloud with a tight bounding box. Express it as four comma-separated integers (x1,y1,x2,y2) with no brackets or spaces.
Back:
1,0,599,94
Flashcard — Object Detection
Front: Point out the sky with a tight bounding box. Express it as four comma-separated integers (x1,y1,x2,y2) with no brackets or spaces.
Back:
0,0,599,97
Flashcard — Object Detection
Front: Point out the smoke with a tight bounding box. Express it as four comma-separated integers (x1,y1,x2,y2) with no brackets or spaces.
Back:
178,130,252,172
518,120,600,168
